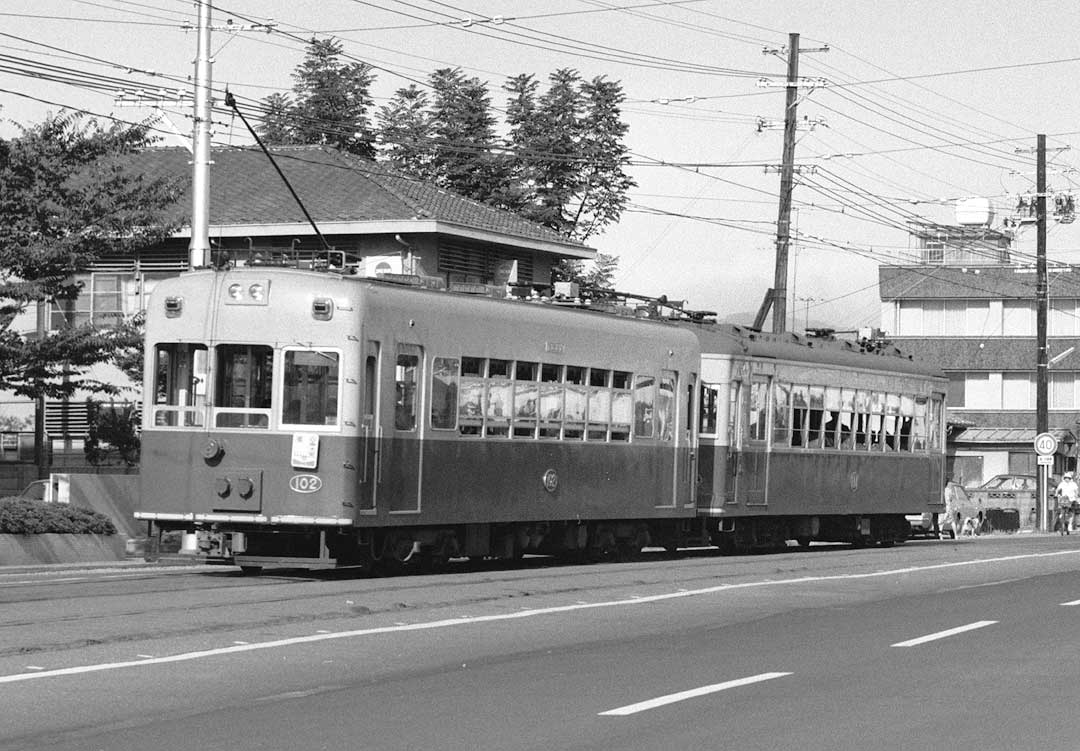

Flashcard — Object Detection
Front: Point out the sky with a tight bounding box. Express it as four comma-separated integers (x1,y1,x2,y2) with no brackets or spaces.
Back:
3,0,1080,331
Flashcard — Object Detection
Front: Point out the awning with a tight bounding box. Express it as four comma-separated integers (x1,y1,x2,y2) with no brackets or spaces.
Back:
952,427,1075,453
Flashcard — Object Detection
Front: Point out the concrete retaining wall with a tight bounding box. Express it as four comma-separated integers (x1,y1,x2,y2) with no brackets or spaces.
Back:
0,534,126,565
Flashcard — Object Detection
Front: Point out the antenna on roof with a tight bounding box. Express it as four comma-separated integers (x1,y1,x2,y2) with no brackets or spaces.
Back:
223,89,333,253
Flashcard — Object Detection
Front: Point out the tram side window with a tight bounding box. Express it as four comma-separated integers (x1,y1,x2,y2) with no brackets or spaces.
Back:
513,361,538,438
458,356,485,435
393,347,420,431
912,396,928,451
837,388,856,449
563,366,587,440
790,384,808,447
282,350,340,427
883,393,901,450
633,375,656,438
699,384,720,436
152,344,207,427
806,386,825,448
539,363,563,439
588,369,612,440
215,344,272,429
823,386,841,448
431,357,460,430
869,392,886,450
485,358,511,437
657,372,676,442
748,379,769,442
772,381,791,446
929,396,943,450
853,390,871,450
611,371,632,442
899,395,915,451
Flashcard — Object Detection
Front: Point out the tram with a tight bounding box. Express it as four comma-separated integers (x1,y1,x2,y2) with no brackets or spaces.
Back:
134,265,946,572
692,324,946,553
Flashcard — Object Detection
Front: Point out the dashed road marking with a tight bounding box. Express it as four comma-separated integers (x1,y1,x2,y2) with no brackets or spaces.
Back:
599,672,792,716
1,550,1075,685
891,620,997,647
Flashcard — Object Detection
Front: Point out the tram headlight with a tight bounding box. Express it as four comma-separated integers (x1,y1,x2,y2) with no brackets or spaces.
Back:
225,280,271,305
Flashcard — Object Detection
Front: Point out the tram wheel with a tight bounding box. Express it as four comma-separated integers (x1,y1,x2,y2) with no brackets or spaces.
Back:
796,536,812,549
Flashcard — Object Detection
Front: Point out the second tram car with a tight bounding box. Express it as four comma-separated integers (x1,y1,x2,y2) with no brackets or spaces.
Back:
134,265,946,571
692,325,946,552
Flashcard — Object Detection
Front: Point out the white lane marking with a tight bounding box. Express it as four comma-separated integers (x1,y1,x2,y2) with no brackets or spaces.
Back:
891,620,997,647
599,672,792,716
1,549,1075,685
1062,599,1080,607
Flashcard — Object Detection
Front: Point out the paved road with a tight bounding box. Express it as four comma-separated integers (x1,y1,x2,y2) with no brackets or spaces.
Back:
3,536,1079,750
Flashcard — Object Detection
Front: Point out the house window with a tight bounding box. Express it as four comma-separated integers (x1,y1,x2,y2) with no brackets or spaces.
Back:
1002,300,1034,336
1002,373,1033,410
947,373,965,408
51,273,134,329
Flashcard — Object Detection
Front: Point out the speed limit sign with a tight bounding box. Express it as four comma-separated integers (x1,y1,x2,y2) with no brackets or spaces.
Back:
1034,432,1058,456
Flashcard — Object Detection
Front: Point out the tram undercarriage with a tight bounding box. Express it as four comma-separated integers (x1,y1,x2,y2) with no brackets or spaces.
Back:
709,513,911,554
151,517,713,574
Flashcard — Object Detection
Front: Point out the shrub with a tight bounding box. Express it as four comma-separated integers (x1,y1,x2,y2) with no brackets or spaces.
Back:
0,497,117,535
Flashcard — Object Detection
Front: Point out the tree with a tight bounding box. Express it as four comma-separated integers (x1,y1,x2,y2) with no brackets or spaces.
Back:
376,84,433,176
553,252,620,291
503,70,635,242
427,68,507,204
0,113,181,401
257,38,376,158
84,399,140,466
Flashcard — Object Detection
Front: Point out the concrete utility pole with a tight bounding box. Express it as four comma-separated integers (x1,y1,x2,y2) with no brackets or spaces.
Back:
1036,133,1049,531
771,32,800,334
189,0,213,270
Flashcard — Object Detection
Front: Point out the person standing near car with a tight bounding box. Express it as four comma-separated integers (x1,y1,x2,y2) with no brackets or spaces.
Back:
1055,472,1080,533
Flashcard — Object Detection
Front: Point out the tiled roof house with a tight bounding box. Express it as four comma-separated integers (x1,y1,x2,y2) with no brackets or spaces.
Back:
879,228,1079,486
7,145,595,464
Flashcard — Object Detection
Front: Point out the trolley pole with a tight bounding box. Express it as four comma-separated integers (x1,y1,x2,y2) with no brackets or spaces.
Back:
1036,134,1049,531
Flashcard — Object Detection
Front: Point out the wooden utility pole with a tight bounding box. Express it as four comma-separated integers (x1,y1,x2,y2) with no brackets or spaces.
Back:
189,0,213,270
771,32,800,334
1036,133,1049,530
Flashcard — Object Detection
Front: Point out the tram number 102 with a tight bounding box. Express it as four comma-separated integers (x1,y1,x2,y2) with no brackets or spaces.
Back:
289,474,323,493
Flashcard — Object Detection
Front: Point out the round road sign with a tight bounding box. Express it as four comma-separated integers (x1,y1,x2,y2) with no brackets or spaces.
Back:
1034,432,1058,456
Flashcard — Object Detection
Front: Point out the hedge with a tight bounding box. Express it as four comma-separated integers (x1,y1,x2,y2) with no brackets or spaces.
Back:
0,497,117,535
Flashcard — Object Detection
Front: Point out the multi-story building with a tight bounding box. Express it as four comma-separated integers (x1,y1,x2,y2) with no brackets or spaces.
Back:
879,220,1078,486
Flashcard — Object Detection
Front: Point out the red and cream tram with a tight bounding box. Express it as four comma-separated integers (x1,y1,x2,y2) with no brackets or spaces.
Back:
134,266,946,572
692,325,946,552
136,267,701,572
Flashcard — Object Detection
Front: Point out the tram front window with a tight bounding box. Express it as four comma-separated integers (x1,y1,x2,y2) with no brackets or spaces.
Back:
283,350,341,427
215,344,273,429
152,344,208,427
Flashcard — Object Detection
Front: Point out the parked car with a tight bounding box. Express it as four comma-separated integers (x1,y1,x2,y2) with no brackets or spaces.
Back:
906,482,967,539
17,480,48,501
978,474,1037,492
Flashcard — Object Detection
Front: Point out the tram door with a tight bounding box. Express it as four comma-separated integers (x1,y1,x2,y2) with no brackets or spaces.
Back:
359,341,381,511
387,343,422,513
733,375,768,505
678,372,698,507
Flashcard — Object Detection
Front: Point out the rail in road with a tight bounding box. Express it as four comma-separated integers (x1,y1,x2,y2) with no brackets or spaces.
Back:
3,536,1080,751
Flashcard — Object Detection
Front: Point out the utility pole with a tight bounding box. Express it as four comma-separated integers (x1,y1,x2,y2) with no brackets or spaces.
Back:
771,32,800,334
1036,133,1049,531
189,0,213,270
